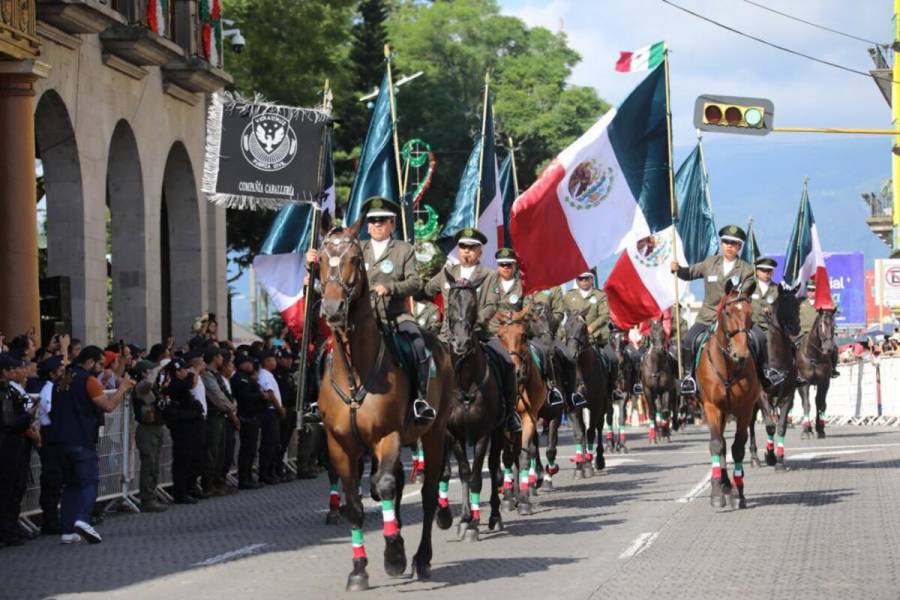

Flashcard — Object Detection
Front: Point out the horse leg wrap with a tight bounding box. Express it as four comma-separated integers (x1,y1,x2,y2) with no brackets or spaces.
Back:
519,471,530,493
574,444,584,464
649,426,656,442
503,469,512,491
619,431,626,443
765,434,774,452
802,413,811,428
733,463,744,489
606,431,614,443
776,436,785,457
528,459,537,485
351,528,367,560
711,455,722,480
469,492,481,520
655,412,663,425
382,500,399,537
329,484,341,511
438,482,450,509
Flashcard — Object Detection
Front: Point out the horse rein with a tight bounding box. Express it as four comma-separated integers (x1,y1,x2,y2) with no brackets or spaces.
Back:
447,284,490,404
706,294,754,389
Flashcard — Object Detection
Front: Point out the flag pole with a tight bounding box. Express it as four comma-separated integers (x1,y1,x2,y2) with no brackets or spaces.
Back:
384,44,409,241
474,70,491,226
663,43,684,381
508,136,520,195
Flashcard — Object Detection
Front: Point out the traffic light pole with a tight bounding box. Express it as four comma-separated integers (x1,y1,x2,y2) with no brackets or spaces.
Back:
663,46,684,382
893,0,900,253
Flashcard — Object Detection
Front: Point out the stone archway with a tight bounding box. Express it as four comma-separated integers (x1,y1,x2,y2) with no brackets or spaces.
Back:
35,90,87,341
161,142,203,343
107,120,149,344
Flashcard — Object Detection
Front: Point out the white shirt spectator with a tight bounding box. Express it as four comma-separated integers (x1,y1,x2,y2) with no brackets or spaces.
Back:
191,372,207,417
257,368,282,409
39,381,53,426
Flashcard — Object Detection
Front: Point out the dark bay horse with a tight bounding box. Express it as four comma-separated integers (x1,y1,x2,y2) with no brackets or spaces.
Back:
528,302,588,487
497,308,548,515
640,319,677,444
316,223,456,590
748,285,800,469
606,330,635,452
438,274,506,540
696,279,760,509
562,311,611,477
797,308,837,441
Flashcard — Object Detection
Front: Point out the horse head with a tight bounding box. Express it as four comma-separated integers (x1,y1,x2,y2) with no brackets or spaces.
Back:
649,318,666,349
319,219,366,333
496,307,530,386
609,329,632,399
815,307,837,353
529,302,554,339
717,277,755,367
445,271,478,358
562,311,588,361
772,283,801,339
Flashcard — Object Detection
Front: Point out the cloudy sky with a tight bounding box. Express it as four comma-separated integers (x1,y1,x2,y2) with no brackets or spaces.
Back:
232,0,894,324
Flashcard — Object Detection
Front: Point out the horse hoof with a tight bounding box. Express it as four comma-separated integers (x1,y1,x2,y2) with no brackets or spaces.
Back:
517,502,533,516
436,506,453,530
750,456,761,469
383,534,407,577
765,452,777,467
573,468,585,480
774,462,787,472
502,498,516,512
583,463,595,478
737,497,747,509
726,494,737,510
817,430,826,439
346,573,369,592
456,521,467,540
325,511,341,525
489,515,504,531
463,527,480,542
621,445,628,455
412,556,431,580
541,479,554,492
595,455,605,470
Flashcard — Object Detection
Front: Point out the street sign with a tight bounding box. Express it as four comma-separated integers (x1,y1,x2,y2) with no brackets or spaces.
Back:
875,258,900,307
769,252,865,326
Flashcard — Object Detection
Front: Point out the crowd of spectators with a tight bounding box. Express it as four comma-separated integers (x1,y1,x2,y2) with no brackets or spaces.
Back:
0,314,320,548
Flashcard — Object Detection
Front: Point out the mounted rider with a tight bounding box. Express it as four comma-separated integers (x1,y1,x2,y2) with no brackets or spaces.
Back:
561,272,618,366
307,196,436,425
799,278,839,378
670,225,756,395
490,248,563,407
424,228,522,433
749,257,786,387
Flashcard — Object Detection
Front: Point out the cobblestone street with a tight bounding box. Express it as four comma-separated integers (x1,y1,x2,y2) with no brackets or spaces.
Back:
5,424,900,600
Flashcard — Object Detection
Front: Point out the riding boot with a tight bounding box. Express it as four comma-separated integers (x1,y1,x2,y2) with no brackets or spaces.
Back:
413,357,436,425
830,348,840,378
679,347,697,396
504,368,522,433
542,344,564,407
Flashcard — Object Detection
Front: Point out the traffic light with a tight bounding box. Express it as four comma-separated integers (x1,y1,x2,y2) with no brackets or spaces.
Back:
693,94,774,136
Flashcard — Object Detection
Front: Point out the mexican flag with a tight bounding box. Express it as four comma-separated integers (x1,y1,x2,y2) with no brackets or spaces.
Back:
201,0,222,67
615,41,666,72
782,182,833,309
147,0,168,36
510,65,671,294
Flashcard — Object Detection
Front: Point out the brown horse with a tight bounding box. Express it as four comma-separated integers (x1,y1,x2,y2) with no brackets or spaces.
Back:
316,222,455,590
696,279,760,509
496,308,548,516
796,308,837,442
641,319,677,444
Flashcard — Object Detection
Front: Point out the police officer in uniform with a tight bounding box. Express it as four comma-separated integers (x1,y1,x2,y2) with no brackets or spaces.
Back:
0,354,35,546
274,347,298,482
163,357,204,503
231,355,267,489
561,271,617,396
671,225,756,393
749,257,783,386
799,279,840,378
308,196,437,424
424,228,522,432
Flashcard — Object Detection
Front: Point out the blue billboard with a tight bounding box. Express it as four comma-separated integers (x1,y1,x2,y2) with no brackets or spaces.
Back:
766,252,865,327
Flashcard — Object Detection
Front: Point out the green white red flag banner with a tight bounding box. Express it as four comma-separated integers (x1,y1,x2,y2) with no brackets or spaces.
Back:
615,41,665,72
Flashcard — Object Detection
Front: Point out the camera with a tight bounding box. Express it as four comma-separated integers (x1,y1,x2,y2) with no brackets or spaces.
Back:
231,32,245,54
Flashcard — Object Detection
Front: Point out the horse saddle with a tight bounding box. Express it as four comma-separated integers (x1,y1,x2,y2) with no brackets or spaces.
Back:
480,341,509,392
528,341,546,378
692,323,716,371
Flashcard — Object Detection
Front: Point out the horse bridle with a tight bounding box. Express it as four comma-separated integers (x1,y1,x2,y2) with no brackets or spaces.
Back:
714,295,754,363
447,284,489,403
497,312,531,390
320,236,363,333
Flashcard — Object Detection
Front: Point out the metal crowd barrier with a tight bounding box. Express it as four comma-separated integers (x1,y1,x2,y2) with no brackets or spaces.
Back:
19,390,302,528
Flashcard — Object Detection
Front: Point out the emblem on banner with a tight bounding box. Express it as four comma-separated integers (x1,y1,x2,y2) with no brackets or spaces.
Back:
564,159,614,210
634,233,670,268
241,113,299,172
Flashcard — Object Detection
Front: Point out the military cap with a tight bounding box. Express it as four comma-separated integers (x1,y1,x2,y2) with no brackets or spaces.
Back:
166,357,188,372
362,196,399,219
755,257,777,270
495,247,517,264
806,279,816,291
577,271,595,280
718,225,747,244
38,355,63,373
455,227,488,246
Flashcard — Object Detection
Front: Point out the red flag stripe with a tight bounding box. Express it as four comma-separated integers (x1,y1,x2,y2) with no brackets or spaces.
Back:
604,252,662,330
615,52,634,72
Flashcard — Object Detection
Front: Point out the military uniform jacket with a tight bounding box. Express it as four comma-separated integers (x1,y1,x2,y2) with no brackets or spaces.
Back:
750,280,778,330
425,263,499,340
489,277,526,334
676,255,755,325
362,239,421,322
799,299,817,336
561,288,610,344
413,301,441,335
526,287,565,336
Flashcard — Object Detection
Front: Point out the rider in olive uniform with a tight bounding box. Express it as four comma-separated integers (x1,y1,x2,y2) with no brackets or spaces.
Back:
798,279,839,378
749,257,784,386
424,229,522,433
671,225,756,394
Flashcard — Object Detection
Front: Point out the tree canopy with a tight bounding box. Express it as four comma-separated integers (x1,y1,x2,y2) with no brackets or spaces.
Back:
224,0,608,266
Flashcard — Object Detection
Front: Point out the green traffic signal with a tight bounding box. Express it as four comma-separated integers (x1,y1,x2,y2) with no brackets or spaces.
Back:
694,95,774,136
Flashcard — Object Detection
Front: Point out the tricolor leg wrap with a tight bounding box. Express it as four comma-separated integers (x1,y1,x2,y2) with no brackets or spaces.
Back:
711,455,722,480
519,470,530,492
574,443,584,464
503,468,514,491
733,462,744,488
329,484,340,510
469,492,481,520
438,481,450,509
382,499,399,536
619,431,626,442
766,433,774,451
776,435,785,457
351,528,367,559
528,459,537,485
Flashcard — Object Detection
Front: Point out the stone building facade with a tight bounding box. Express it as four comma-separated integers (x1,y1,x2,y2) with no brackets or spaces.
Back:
0,0,232,347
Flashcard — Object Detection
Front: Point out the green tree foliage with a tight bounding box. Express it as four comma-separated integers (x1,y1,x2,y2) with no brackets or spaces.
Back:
224,0,607,264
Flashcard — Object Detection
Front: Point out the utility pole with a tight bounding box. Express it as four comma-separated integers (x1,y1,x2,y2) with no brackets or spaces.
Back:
893,0,900,252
